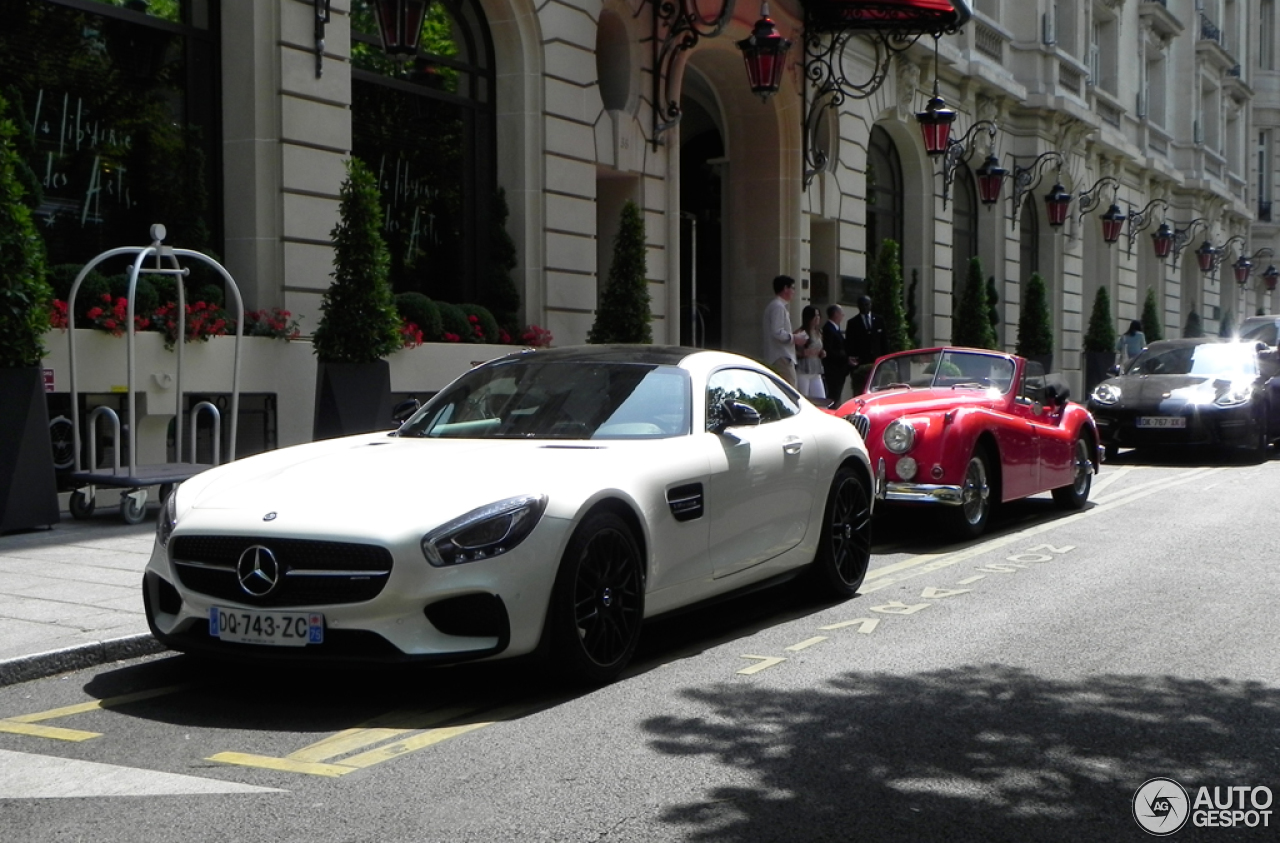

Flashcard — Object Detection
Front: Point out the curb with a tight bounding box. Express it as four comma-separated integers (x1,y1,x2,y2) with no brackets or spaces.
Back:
0,634,169,688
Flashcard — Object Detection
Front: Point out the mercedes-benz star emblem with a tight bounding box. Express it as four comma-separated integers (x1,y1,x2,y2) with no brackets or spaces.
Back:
236,545,282,597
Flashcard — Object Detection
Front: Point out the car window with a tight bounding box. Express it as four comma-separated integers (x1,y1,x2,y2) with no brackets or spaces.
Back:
869,351,1014,393
1239,321,1278,346
399,359,692,439
1129,344,1258,377
706,368,801,429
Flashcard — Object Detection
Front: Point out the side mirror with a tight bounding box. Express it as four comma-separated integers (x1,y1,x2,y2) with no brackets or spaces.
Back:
710,399,762,434
392,397,421,424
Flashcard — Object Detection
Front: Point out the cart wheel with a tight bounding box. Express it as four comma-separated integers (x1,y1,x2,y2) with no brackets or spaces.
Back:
120,491,148,525
69,489,96,519
49,416,75,470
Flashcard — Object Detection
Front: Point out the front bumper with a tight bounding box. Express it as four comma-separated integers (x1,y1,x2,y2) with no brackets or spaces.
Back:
875,457,962,506
1092,404,1259,449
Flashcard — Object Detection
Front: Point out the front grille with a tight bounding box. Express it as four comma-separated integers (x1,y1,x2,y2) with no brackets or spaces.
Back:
847,413,871,440
170,535,394,607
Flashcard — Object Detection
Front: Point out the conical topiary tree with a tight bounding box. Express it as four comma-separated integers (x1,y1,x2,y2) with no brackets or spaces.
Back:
986,275,1001,341
871,238,910,353
1141,287,1163,342
953,256,997,349
312,157,402,364
906,268,920,348
1184,310,1203,338
588,200,651,344
1015,272,1053,362
1084,287,1117,353
481,187,521,336
0,94,50,370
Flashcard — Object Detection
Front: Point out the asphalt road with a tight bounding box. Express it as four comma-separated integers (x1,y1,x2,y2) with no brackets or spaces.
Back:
2,449,1279,842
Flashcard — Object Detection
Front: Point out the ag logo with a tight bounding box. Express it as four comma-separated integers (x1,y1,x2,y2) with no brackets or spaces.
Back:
1133,777,1189,835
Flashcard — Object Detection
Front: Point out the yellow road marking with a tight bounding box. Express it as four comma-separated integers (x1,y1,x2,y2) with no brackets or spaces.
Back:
784,637,827,652
738,655,785,675
818,618,880,633
286,706,475,763
0,684,197,743
206,752,355,778
0,720,101,741
340,721,496,768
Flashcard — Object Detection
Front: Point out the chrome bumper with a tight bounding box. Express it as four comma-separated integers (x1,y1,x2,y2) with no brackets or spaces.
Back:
883,481,963,506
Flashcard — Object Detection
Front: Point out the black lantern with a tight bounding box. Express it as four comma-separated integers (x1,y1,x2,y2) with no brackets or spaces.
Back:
1044,183,1071,228
975,155,1006,205
1234,255,1253,286
1152,223,1175,259
1264,265,1280,292
1100,203,1125,245
737,3,792,101
372,0,428,56
1195,241,1217,274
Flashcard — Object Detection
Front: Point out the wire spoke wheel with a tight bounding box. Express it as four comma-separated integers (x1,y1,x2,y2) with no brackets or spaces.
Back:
950,451,993,538
1052,435,1093,510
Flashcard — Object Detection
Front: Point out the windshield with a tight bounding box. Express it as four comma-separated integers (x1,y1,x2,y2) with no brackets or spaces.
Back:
397,357,692,439
867,350,1016,394
1126,343,1258,377
1238,319,1278,347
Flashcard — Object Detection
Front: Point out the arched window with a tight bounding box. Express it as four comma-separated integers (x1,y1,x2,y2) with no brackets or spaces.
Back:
350,0,497,304
1019,193,1039,278
867,126,904,262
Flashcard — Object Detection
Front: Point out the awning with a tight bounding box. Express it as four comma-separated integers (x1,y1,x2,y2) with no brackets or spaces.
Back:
805,0,973,33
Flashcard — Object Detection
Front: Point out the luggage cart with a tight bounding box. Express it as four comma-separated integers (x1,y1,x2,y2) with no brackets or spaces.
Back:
65,224,243,523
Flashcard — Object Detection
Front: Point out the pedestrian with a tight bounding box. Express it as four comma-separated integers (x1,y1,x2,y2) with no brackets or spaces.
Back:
796,305,828,404
761,274,806,387
1117,319,1146,369
821,304,850,406
845,295,888,393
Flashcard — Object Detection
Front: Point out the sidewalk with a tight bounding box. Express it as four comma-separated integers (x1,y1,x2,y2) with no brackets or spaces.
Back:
0,494,167,687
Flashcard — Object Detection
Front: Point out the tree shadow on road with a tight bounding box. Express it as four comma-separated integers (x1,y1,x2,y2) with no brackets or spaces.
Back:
643,664,1280,842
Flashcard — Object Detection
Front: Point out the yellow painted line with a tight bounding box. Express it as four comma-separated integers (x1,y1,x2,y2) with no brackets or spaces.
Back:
4,684,196,724
957,575,986,585
738,655,785,675
287,706,475,763
0,719,101,741
340,722,495,768
818,618,880,633
207,752,355,778
785,637,827,652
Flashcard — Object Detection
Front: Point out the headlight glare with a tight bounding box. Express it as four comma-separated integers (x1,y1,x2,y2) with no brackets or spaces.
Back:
883,418,916,454
422,494,547,566
156,486,179,548
1215,383,1253,407
1091,383,1121,405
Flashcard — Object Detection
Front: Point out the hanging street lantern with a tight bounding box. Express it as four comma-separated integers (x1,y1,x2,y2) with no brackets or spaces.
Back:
1195,241,1217,274
1044,182,1071,228
1152,223,1175,259
1234,254,1253,286
372,0,428,57
737,3,792,101
915,93,957,155
975,155,1006,205
1100,203,1125,245
1264,265,1280,292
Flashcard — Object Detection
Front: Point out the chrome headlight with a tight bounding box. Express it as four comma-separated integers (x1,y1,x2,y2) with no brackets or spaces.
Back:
1091,383,1121,405
156,486,179,548
883,418,916,454
1215,382,1253,407
422,494,547,567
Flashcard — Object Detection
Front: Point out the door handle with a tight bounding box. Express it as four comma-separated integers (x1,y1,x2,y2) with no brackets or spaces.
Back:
783,438,803,455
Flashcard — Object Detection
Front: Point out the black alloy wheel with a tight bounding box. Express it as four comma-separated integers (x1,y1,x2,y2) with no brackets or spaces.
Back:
1051,435,1093,510
812,465,872,597
550,510,644,684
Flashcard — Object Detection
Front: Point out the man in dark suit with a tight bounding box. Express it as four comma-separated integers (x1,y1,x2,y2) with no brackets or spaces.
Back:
821,304,850,405
845,295,888,394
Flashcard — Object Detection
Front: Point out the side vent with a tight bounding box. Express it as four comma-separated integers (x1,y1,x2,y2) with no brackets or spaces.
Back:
667,483,704,522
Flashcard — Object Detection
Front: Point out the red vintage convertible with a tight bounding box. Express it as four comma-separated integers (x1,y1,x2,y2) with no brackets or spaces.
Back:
833,347,1101,537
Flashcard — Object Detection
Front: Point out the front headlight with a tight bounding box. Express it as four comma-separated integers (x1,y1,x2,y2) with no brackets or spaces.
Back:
156,485,179,548
422,494,547,567
1091,383,1121,405
1215,382,1253,407
883,418,916,454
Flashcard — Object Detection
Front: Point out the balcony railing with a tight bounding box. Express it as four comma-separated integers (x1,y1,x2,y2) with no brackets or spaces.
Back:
1200,13,1223,46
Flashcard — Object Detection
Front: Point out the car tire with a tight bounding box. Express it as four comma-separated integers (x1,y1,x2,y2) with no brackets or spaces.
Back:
548,510,644,685
1052,434,1093,510
810,464,872,598
950,448,993,539
1248,408,1269,464
1103,443,1119,463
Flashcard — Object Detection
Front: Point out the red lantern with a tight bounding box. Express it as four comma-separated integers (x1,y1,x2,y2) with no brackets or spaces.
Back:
916,94,956,156
975,155,1006,205
1044,182,1071,228
1100,203,1125,245
372,0,429,57
737,7,792,101
1195,241,1217,274
1264,265,1279,292
1152,223,1174,259
1234,255,1253,286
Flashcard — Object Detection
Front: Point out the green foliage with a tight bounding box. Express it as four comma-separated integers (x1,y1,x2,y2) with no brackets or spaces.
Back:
588,200,651,344
1015,273,1054,357
1141,287,1163,343
437,301,470,341
460,303,501,343
986,275,1000,333
870,239,911,353
1084,287,1117,352
1184,310,1203,338
1218,310,1235,338
0,94,51,368
312,158,402,363
481,188,521,333
395,292,443,341
952,257,997,350
906,269,920,348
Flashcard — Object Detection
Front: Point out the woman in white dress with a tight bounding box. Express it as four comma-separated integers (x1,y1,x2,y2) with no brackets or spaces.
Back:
796,305,828,405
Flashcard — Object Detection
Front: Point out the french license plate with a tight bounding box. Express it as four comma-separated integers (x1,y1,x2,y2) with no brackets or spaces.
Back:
1136,416,1186,429
209,607,324,647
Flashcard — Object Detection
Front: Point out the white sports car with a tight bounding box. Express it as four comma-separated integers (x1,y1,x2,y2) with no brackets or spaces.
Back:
143,346,874,683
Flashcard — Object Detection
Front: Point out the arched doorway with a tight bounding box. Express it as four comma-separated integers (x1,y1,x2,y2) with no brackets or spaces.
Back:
867,126,904,263
679,91,724,348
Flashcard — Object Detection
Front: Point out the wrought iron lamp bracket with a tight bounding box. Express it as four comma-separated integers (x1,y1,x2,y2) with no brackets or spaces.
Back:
1166,218,1207,270
939,120,997,209
1074,176,1119,227
651,0,736,149
1207,234,1246,274
314,0,332,78
1008,151,1064,231
1125,198,1168,256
